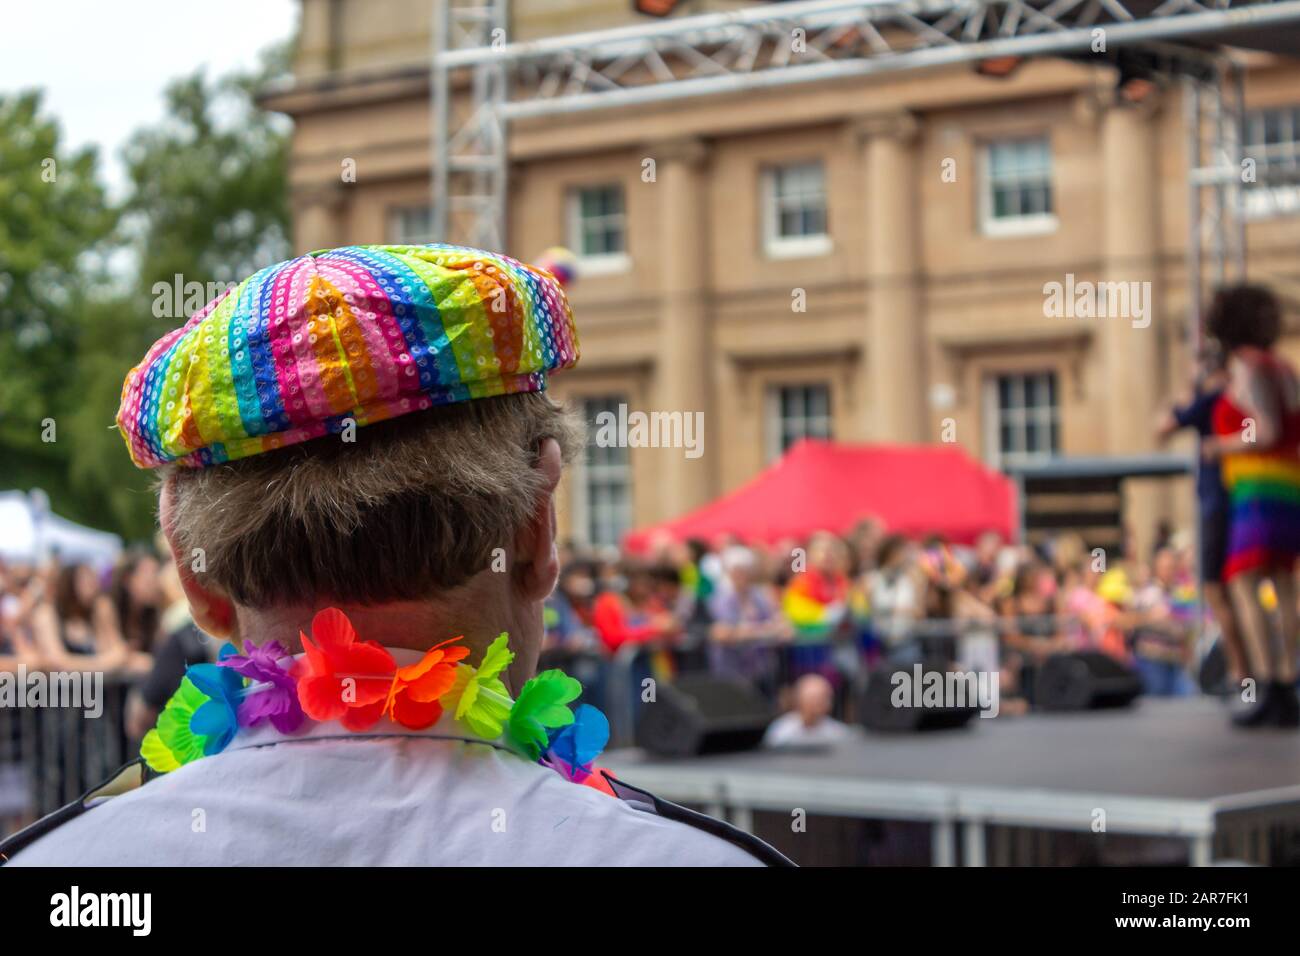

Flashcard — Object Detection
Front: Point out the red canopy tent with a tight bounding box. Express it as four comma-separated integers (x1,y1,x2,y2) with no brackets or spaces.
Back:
623,439,1017,550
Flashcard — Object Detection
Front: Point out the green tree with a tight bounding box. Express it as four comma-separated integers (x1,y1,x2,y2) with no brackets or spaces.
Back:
0,90,116,516
64,49,293,541
1,46,292,542
121,52,291,296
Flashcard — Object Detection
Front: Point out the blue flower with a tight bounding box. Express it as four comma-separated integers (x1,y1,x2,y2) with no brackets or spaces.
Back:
185,650,245,756
543,704,609,781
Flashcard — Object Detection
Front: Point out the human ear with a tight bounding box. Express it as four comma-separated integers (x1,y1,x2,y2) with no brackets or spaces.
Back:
158,476,237,640
512,437,563,603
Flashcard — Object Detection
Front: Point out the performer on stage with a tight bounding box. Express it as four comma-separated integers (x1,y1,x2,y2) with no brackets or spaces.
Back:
1203,284,1300,728
1,244,788,866
1156,342,1244,690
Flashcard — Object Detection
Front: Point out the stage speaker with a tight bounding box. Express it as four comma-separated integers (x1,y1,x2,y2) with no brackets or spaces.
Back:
636,674,772,757
1036,652,1143,711
858,661,979,733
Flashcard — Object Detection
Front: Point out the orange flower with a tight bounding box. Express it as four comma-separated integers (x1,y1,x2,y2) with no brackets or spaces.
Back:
382,636,471,730
296,608,397,731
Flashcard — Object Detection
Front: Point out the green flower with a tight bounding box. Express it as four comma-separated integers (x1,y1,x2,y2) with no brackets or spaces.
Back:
506,669,580,759
140,677,212,772
445,633,515,738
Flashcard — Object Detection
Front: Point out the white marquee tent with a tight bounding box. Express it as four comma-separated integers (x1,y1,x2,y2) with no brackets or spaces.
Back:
0,489,122,566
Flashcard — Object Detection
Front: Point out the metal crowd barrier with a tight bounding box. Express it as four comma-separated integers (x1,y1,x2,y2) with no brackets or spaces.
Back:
0,675,134,834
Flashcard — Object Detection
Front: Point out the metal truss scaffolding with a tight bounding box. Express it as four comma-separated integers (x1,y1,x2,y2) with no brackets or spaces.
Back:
431,0,1300,296
1185,60,1248,348
431,0,509,249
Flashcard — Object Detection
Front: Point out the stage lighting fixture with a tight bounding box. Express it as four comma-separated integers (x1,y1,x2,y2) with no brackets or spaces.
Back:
975,56,1024,79
1118,75,1157,104
634,0,681,16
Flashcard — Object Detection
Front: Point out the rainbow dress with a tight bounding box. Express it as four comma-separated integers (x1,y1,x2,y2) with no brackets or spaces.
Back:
1213,348,1300,580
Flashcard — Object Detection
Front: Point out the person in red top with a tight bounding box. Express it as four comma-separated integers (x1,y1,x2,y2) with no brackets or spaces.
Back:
591,561,681,654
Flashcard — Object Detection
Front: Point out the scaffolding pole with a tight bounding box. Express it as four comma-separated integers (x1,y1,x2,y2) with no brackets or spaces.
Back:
431,0,510,250
1185,57,1249,353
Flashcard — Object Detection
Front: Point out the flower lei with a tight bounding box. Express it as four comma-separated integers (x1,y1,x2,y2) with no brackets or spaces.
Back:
141,608,612,793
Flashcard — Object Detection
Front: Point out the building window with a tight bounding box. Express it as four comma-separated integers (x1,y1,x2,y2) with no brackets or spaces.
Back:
984,372,1059,468
388,205,435,244
1243,105,1300,219
980,137,1056,236
767,384,832,460
578,396,632,548
567,185,629,274
762,162,831,258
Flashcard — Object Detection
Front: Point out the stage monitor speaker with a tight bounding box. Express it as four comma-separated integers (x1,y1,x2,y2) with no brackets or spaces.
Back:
859,661,979,733
636,674,772,757
1037,651,1143,711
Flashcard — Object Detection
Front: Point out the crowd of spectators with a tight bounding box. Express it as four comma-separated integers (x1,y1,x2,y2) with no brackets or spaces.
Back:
543,518,1298,718
0,540,217,747
0,520,1237,712
0,516,1293,826
3,519,1291,725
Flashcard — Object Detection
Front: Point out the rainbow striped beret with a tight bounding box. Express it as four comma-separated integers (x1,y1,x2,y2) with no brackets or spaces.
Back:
117,243,579,468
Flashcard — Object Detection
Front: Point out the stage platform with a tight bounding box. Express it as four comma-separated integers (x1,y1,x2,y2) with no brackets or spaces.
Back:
604,698,1300,866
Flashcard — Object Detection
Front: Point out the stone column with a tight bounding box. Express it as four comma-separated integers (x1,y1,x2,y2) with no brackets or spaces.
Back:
653,137,713,519
1100,94,1165,559
854,111,927,443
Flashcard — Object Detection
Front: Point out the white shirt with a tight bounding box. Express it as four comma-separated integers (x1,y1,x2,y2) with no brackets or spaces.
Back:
9,649,763,867
869,570,921,644
762,712,852,748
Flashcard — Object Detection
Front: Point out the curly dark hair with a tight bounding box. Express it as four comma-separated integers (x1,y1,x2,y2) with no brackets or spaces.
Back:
1205,283,1282,351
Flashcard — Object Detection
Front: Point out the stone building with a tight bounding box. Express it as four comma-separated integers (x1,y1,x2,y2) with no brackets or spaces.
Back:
264,0,1300,552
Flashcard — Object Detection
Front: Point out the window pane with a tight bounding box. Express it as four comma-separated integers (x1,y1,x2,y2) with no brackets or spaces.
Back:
804,206,827,236
1265,111,1285,145
769,162,827,239
809,386,829,418
993,372,1060,466
998,376,1013,408
985,137,1053,221
581,396,631,546
988,143,1011,177
1243,105,1300,214
1024,185,1049,215
1028,374,1048,408
769,384,832,458
1000,422,1016,456
572,186,626,257
1027,420,1048,453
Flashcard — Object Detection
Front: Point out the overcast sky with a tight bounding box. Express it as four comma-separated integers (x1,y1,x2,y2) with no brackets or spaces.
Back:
1,0,299,196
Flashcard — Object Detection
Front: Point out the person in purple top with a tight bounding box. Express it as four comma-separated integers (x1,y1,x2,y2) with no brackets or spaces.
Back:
707,546,791,698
